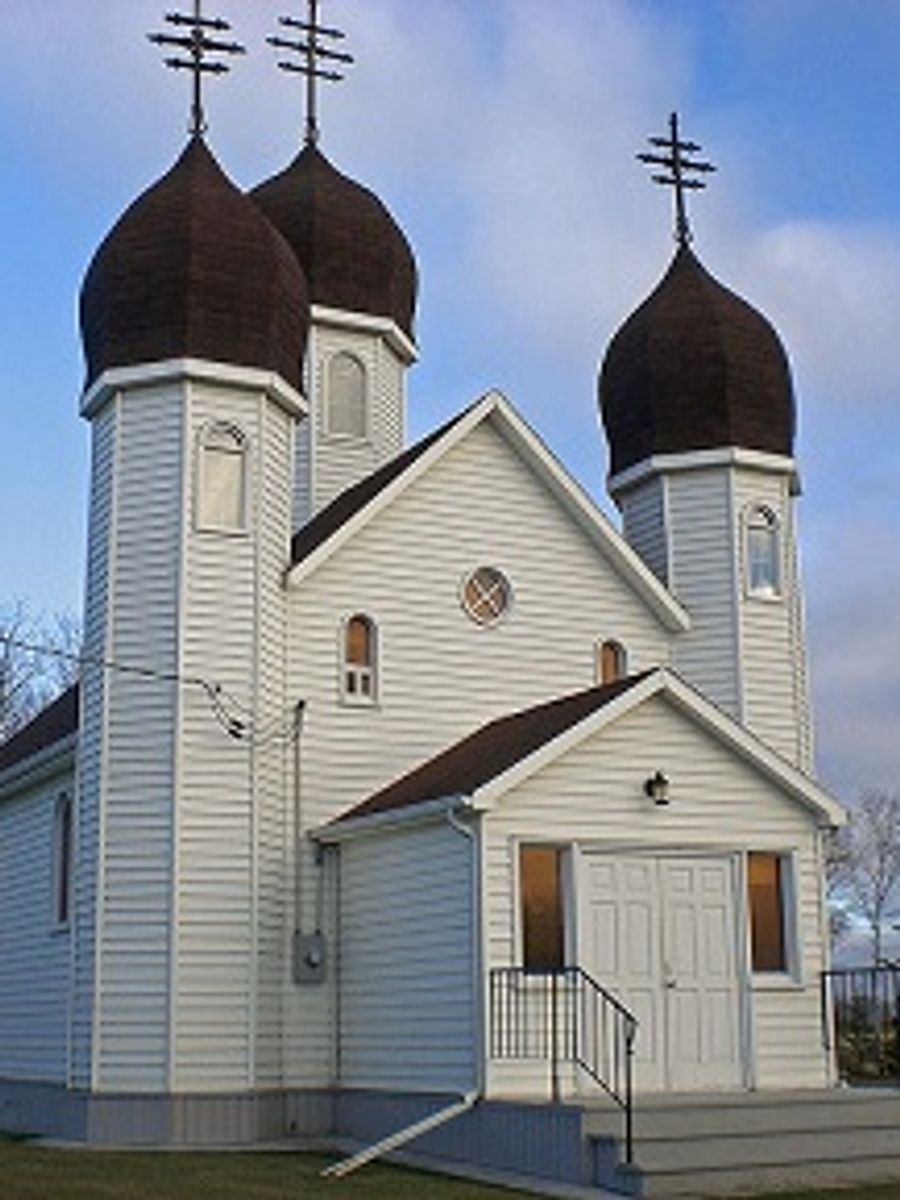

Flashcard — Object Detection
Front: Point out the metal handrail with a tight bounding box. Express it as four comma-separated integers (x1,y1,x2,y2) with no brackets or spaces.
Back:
489,965,638,1163
822,966,900,1083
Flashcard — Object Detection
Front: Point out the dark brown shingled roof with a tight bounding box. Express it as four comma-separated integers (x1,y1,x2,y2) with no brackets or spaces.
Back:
81,138,310,391
599,246,795,476
0,684,79,776
329,672,653,826
251,145,417,339
291,405,470,565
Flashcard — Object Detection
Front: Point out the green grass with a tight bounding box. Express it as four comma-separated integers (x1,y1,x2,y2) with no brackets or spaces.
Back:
3,1139,900,1200
0,1140,536,1199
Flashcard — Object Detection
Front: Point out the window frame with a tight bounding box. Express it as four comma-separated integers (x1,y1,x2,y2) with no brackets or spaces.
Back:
460,566,514,628
746,849,799,983
196,420,249,536
596,639,628,685
339,612,379,706
51,792,73,931
518,843,570,973
325,351,369,442
744,504,782,601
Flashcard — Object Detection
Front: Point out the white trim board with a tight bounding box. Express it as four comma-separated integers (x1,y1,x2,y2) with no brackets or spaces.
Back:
288,389,690,633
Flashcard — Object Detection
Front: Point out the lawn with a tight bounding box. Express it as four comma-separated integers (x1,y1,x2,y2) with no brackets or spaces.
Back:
0,1139,535,1200
3,1138,900,1200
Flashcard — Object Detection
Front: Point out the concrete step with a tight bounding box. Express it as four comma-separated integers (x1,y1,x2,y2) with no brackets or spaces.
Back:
583,1088,900,1140
633,1153,900,1197
585,1089,900,1196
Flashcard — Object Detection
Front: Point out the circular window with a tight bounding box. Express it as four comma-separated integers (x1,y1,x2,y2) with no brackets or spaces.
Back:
461,567,512,625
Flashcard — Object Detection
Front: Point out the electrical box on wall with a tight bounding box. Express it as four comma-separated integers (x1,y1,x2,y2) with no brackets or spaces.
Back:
293,931,327,985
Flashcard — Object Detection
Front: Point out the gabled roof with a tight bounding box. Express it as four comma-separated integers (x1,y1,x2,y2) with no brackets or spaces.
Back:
0,685,79,777
327,673,651,827
320,668,845,839
288,390,690,633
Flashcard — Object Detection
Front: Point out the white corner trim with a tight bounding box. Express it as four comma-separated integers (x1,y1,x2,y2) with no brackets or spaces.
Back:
0,734,78,801
656,669,846,826
81,359,307,421
313,794,474,843
486,397,690,633
288,389,690,634
471,666,845,827
473,672,665,808
609,449,798,496
311,304,418,364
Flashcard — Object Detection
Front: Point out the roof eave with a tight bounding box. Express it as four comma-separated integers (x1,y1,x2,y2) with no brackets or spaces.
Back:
314,793,476,844
0,733,78,802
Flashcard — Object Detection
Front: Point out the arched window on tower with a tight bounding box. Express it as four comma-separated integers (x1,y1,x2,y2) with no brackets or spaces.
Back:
342,613,377,703
197,422,247,532
746,506,781,598
596,639,628,685
327,353,367,439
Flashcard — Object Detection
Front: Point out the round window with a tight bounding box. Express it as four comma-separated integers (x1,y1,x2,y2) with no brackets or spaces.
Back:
461,566,512,625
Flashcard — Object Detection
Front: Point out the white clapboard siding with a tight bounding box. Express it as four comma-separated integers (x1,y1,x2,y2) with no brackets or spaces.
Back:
338,821,474,1092
667,468,741,718
0,769,74,1081
174,382,293,1092
309,323,405,514
95,385,182,1091
283,417,673,1085
484,693,829,1093
620,476,668,584
71,404,115,1089
732,468,812,770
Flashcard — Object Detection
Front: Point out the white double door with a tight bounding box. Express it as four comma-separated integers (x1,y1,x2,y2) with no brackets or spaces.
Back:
582,852,745,1093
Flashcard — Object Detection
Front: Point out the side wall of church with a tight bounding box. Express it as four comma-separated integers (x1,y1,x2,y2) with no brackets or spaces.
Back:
337,820,476,1094
0,761,75,1084
283,417,675,1087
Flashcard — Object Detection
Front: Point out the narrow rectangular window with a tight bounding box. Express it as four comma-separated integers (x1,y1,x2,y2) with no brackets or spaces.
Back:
520,845,564,970
748,851,787,971
54,796,73,927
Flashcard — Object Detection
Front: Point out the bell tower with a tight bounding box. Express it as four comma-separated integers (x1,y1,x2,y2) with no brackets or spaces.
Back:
599,115,813,771
251,1,418,528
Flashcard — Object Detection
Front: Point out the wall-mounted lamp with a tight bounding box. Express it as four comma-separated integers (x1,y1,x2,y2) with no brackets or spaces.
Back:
644,770,670,806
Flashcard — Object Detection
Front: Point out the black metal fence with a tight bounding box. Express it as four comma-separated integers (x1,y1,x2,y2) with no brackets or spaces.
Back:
489,966,637,1162
822,966,900,1082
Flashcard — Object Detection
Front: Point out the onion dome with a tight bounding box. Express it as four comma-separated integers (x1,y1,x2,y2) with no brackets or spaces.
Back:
599,246,795,478
80,138,310,392
250,144,417,339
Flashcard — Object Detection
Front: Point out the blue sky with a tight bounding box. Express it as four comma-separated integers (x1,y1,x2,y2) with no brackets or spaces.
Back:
1,1,899,802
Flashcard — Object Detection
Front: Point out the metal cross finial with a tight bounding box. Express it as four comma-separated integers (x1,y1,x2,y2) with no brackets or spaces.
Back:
637,112,715,248
148,1,246,138
267,0,354,147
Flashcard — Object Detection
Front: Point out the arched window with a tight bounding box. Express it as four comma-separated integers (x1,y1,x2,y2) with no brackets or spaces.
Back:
597,639,628,685
53,794,73,927
327,353,367,439
746,506,780,597
342,614,377,702
198,423,247,531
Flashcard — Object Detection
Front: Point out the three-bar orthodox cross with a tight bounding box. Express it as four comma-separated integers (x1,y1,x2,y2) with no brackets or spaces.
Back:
637,112,715,247
148,1,245,138
267,0,354,146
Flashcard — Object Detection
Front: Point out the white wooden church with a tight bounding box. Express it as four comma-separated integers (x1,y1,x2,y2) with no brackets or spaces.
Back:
1,10,876,1197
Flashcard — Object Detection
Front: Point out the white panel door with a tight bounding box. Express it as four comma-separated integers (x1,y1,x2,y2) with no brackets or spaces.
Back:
584,853,742,1093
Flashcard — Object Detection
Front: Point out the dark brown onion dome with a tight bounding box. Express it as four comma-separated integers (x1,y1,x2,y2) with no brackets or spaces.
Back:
80,138,310,392
250,145,417,339
599,246,795,477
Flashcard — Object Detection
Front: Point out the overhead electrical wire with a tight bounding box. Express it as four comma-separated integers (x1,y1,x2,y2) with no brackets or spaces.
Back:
0,631,296,746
